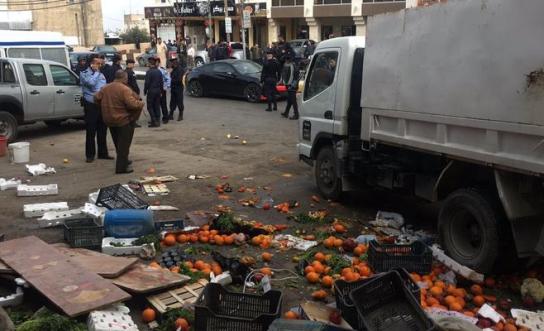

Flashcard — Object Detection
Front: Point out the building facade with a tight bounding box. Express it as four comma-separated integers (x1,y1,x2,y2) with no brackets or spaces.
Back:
4,0,104,46
124,14,150,33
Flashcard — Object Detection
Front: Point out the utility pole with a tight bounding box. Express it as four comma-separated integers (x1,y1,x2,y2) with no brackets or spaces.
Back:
80,1,88,47
75,13,81,46
240,0,246,60
224,0,230,42
208,0,213,43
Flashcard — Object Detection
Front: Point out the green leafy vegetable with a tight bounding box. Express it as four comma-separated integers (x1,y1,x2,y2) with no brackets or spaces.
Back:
15,308,86,331
156,308,194,331
178,262,206,284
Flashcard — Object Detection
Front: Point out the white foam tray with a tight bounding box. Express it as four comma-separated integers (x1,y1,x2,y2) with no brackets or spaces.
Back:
23,202,69,218
17,184,58,197
102,237,143,256
37,208,85,228
88,304,139,331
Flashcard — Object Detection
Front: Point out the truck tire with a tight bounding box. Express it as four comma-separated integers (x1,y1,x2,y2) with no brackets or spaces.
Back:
315,145,342,200
438,188,505,273
0,111,18,142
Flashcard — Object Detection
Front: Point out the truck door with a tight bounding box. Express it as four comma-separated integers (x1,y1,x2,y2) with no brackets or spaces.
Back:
48,64,82,117
21,63,55,120
301,49,340,140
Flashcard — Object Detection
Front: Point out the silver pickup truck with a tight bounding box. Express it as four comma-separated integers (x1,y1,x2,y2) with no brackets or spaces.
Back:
0,58,83,141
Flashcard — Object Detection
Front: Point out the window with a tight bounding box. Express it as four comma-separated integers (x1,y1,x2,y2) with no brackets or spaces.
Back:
41,48,67,65
23,64,48,86
212,63,232,73
321,26,333,40
50,65,78,86
232,61,261,75
303,51,338,100
341,25,356,36
1,62,15,83
7,48,40,60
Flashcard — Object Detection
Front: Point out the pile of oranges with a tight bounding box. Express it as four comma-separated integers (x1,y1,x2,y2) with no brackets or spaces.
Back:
250,234,273,249
148,258,222,279
162,224,236,247
322,236,344,249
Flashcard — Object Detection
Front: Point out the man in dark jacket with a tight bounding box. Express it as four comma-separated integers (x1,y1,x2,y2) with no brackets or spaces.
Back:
125,59,140,95
102,55,122,83
260,50,281,112
280,56,300,120
168,58,185,121
144,57,164,127
277,36,294,65
74,56,88,76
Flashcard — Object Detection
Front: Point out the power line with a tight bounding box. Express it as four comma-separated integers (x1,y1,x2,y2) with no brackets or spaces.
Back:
0,0,94,11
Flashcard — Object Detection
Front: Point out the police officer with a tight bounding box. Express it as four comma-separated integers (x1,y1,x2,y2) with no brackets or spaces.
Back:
156,58,171,124
125,59,140,95
280,55,300,120
260,50,281,112
168,58,185,121
103,54,122,83
74,56,88,76
144,57,164,127
80,54,113,162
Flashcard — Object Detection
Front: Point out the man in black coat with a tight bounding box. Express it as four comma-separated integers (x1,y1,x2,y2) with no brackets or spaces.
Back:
280,56,300,120
260,50,281,112
168,58,185,121
144,57,164,127
103,54,122,83
125,59,140,95
74,56,88,76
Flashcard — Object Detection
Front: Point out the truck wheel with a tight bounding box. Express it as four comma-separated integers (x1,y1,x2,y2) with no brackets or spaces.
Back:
438,188,504,273
315,145,342,200
0,111,18,142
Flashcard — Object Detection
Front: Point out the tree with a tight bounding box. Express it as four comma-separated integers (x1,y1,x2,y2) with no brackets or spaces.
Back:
120,27,151,44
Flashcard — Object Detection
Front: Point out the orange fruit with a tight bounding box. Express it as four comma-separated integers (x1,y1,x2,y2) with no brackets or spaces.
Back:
455,297,466,308
170,266,180,273
209,229,219,236
199,235,209,243
333,238,343,247
284,311,299,320
353,245,367,256
345,271,360,282
201,224,210,231
142,308,156,322
322,275,334,288
312,261,325,274
211,264,223,275
252,236,263,246
503,324,517,331
434,280,446,289
473,295,485,307
411,273,422,282
444,295,457,306
341,267,353,277
470,284,483,295
452,288,466,298
333,223,347,233
260,267,273,276
429,286,443,297
260,238,271,249
484,277,496,288
215,235,225,246
358,265,371,277
314,252,326,262
175,318,190,331
449,302,463,312
262,252,273,262
189,234,198,243
304,265,316,274
306,272,320,283
201,268,212,276
149,261,161,269
323,238,334,249
183,261,193,269
164,235,176,246
176,234,188,243
463,311,476,317
426,297,439,306
224,235,234,245
194,260,205,270
312,289,328,300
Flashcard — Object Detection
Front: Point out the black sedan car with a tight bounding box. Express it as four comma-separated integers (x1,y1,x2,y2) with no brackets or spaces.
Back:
186,60,264,103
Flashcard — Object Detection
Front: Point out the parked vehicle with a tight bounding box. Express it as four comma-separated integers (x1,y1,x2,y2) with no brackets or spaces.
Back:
136,46,178,67
186,60,264,103
228,42,250,60
0,30,70,67
288,39,315,59
68,51,98,71
194,49,210,67
0,58,83,141
298,0,544,273
90,45,120,64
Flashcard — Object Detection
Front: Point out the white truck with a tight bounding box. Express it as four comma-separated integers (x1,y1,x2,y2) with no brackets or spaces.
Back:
298,0,544,272
0,58,83,141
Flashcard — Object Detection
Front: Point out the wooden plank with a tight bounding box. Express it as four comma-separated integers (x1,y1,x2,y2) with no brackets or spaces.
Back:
0,236,130,317
147,279,208,313
111,263,191,294
0,260,15,275
52,244,138,278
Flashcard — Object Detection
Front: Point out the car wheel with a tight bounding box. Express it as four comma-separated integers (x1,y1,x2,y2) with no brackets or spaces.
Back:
195,57,204,67
438,188,506,273
0,111,18,142
188,80,204,97
315,145,342,200
44,120,63,127
244,83,261,103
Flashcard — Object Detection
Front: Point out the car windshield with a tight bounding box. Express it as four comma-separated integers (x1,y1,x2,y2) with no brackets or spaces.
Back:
232,61,261,75
98,46,117,52
290,41,303,48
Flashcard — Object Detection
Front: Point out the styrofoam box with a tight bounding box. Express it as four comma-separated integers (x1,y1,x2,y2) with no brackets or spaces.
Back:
23,202,69,218
37,209,85,228
88,304,139,331
102,237,143,256
17,184,58,197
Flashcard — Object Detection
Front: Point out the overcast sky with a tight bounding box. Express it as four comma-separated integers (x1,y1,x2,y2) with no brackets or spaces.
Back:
101,0,152,32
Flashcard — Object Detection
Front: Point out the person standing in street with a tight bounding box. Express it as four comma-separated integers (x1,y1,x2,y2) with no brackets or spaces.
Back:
261,50,281,112
156,58,171,124
144,57,163,127
156,37,168,70
74,56,88,76
80,54,113,162
125,59,140,95
102,55,122,83
168,58,185,121
280,56,300,120
95,70,145,174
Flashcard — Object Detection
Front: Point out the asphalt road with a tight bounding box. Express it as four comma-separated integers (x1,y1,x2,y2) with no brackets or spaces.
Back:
0,90,438,326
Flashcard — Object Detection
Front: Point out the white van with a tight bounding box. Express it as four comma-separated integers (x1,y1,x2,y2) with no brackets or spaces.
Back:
0,30,70,67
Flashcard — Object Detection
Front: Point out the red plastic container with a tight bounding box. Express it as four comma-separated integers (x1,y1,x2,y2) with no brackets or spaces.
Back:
276,84,287,93
0,135,6,157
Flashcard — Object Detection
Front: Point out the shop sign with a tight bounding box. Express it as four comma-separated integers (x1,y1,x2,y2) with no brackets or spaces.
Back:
225,17,232,34
241,3,267,16
242,10,251,29
174,1,236,17
144,6,176,19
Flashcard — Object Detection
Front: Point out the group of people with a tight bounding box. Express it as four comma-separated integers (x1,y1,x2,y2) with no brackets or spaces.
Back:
261,36,300,120
79,54,144,174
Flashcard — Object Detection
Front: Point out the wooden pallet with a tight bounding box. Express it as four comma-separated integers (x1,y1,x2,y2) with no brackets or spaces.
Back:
147,279,208,313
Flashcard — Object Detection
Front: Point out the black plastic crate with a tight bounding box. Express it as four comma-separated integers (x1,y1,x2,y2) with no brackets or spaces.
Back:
96,184,149,210
334,268,420,329
195,283,282,331
63,218,103,249
349,271,436,331
368,240,432,274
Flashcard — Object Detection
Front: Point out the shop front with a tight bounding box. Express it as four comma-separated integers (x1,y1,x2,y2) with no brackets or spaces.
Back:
144,6,184,44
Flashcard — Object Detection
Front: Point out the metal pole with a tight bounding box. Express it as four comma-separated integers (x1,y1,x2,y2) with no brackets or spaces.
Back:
224,0,230,42
241,0,246,60
208,0,213,43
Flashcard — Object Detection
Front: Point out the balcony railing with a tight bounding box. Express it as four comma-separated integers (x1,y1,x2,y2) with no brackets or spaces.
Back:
314,0,351,4
272,0,304,6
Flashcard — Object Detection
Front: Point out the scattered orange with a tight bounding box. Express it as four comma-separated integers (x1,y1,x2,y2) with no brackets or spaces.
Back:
470,284,483,296
429,286,443,297
175,318,190,331
434,280,446,289
333,238,343,247
142,308,156,322
448,302,463,312
304,265,316,274
199,235,209,243
444,295,457,306
333,223,347,233
262,252,273,262
209,229,219,236
194,260,205,270
426,297,439,306
341,268,353,277
201,224,210,231
224,235,234,245
164,235,176,246
284,311,299,320
323,237,335,249
312,289,328,300
306,272,320,283
252,236,263,246
314,252,326,262
452,288,466,298
344,271,360,282
149,261,161,269
214,235,225,246
473,295,485,307
183,261,193,269
260,267,273,276
312,261,325,274
176,234,188,244
353,245,367,257
322,275,334,288
211,264,223,275
358,265,371,277
201,268,212,276
410,273,422,282
503,324,517,331
170,266,180,273
189,234,198,243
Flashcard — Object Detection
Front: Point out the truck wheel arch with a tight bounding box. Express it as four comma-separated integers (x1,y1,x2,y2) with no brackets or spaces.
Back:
0,97,24,124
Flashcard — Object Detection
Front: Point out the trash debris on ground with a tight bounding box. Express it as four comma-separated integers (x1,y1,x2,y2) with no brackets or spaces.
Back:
431,244,485,283
148,205,179,211
142,183,169,196
300,301,354,329
23,202,69,218
64,218,103,249
96,183,149,210
274,234,318,251
102,237,144,256
37,208,85,228
87,304,138,331
25,163,56,176
0,278,27,308
186,174,210,180
131,175,179,184
511,308,544,330
147,279,208,314
16,184,58,196
0,178,21,191
111,263,190,294
370,211,405,229
368,240,432,274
